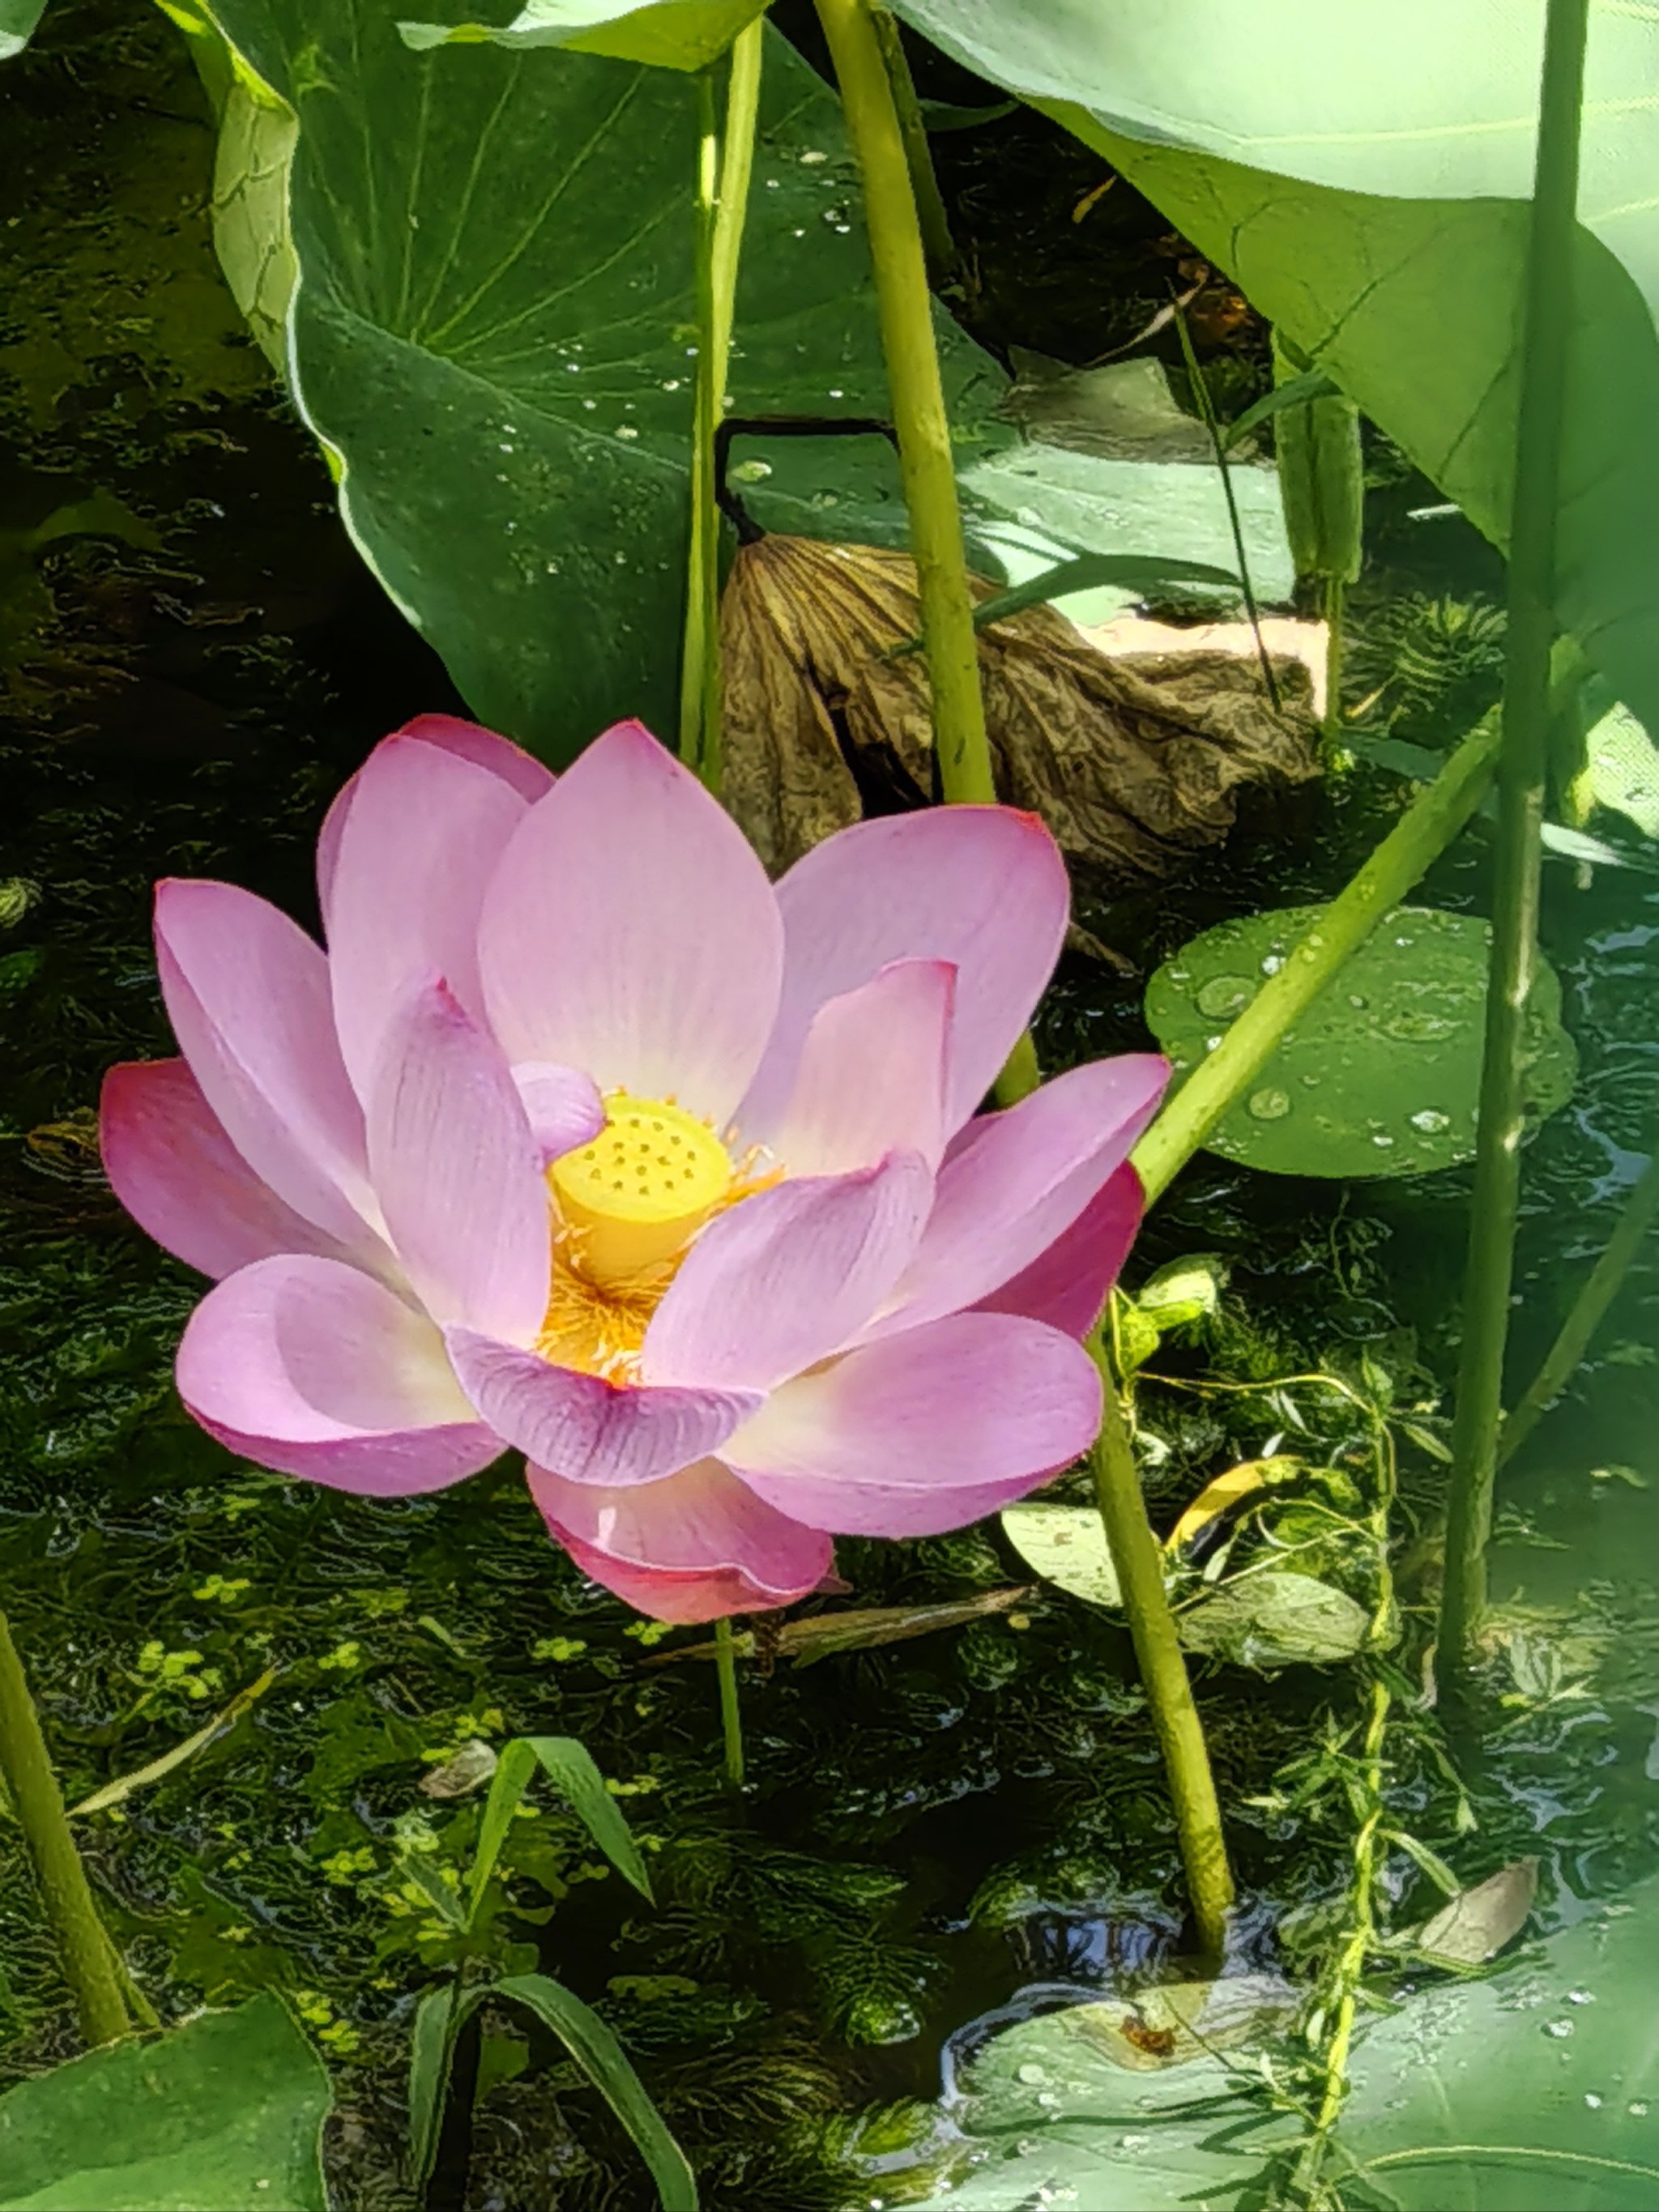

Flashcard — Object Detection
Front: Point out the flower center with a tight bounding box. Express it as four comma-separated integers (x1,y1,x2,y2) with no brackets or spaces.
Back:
548,1093,734,1291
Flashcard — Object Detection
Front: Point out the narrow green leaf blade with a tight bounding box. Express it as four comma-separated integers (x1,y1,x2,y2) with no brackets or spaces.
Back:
467,1738,539,1918
407,1987,458,2190
494,1974,697,2210
524,1737,653,1900
1218,364,1339,451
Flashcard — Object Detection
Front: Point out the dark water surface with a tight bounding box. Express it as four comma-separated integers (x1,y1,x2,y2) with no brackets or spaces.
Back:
3,7,1657,2210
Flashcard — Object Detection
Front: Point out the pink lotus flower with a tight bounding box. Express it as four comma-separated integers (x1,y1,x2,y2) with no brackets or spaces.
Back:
101,717,1166,1622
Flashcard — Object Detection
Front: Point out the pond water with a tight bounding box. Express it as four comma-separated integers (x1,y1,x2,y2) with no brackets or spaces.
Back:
2,6,1657,2210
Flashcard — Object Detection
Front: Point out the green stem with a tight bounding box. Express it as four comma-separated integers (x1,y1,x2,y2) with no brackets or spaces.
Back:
1323,573,1346,748
992,1029,1042,1109
815,0,994,805
0,1608,131,2047
678,26,762,791
1438,0,1590,1683
1131,705,1505,1205
713,1616,744,1790
1498,1140,1659,1470
868,5,959,288
1293,1675,1388,2198
1174,302,1279,713
679,69,722,784
1087,1338,1233,1958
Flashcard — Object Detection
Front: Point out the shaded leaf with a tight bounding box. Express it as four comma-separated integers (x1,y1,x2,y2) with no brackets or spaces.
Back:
1145,903,1578,1178
1000,1504,1123,1611
889,0,1659,747
1414,1856,1540,1967
1178,1570,1370,1668
0,0,47,62
406,1986,456,2190
0,1997,330,2212
399,0,767,70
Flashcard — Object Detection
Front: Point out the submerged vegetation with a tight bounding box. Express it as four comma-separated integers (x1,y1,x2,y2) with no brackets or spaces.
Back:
2,2,1659,2209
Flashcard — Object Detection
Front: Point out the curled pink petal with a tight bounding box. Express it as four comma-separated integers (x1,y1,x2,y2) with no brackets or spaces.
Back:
529,1456,832,1622
642,1151,933,1392
318,716,552,928
100,1059,359,1281
975,1162,1145,1340
177,1255,501,1494
756,957,955,1175
511,1061,608,1166
155,878,376,1254
740,808,1068,1139
480,722,783,1124
868,1055,1168,1339
366,978,548,1341
445,1328,759,1485
326,733,533,1098
723,1311,1102,1536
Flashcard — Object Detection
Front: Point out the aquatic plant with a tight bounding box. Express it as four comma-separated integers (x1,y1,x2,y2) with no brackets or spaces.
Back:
99,714,1166,1624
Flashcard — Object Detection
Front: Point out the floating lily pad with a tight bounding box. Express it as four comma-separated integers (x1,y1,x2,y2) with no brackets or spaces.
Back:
1145,904,1578,1178
1177,1570,1369,1668
1000,1503,1123,1610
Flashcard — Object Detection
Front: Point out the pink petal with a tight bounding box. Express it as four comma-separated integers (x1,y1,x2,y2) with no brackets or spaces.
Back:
975,1162,1145,1340
317,717,552,928
177,1254,501,1494
100,1058,358,1281
642,1151,933,1392
739,808,1069,1139
326,733,534,1098
512,1061,608,1166
723,1311,1102,1536
366,978,549,1341
754,958,955,1175
868,1055,1168,1339
156,878,376,1254
445,1329,759,1485
529,1456,832,1622
479,722,784,1124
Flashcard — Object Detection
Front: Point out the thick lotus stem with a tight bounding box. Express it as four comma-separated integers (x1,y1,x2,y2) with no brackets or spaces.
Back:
1439,0,1590,1684
0,1607,131,2047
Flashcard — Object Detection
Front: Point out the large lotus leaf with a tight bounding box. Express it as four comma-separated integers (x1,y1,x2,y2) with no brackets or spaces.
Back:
1145,904,1578,1178
889,1,1659,748
0,0,47,58
187,6,1292,759
189,8,1004,757
911,1874,1659,2210
399,0,769,70
0,1995,331,2212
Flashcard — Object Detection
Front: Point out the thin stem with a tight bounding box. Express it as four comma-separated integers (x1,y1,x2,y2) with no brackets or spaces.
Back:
713,1617,744,1789
1087,1337,1233,1958
679,70,723,784
1173,302,1279,713
1323,573,1346,748
815,0,995,805
1439,0,1590,1682
0,1607,131,2047
867,6,959,288
1293,1675,1389,2201
1132,705,1506,1205
1498,1140,1659,1469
